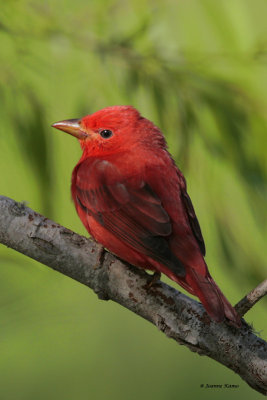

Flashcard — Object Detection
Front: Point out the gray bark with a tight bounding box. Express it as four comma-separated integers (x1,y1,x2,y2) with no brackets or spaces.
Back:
0,195,266,395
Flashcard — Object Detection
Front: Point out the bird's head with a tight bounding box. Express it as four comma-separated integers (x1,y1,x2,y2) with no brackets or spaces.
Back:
52,105,166,156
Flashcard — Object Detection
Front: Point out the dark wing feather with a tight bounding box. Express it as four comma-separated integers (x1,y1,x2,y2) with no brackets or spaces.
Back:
181,189,206,256
74,159,185,277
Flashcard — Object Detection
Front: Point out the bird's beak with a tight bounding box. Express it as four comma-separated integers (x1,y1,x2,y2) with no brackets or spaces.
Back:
51,119,88,139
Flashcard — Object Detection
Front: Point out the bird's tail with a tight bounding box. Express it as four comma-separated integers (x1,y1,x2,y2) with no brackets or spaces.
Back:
175,268,241,328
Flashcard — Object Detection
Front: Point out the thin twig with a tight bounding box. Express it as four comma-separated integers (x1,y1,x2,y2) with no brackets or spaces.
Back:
235,279,267,317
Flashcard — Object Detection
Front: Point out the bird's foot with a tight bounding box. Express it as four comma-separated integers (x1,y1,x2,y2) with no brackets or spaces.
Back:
145,271,162,290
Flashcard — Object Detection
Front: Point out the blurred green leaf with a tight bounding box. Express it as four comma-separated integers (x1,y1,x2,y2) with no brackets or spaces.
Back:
0,0,267,399
10,90,52,215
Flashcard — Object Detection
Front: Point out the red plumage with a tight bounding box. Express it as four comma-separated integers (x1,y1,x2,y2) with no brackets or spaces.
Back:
53,105,241,327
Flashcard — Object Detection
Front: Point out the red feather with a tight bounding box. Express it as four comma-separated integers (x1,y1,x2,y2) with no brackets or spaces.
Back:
55,105,241,327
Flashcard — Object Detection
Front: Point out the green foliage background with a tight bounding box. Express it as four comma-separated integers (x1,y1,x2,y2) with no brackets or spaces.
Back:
0,0,266,399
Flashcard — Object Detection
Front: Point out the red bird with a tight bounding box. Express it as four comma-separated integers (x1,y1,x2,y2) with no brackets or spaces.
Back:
52,105,241,327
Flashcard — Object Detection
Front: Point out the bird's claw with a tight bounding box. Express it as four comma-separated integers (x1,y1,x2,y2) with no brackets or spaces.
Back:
145,271,162,290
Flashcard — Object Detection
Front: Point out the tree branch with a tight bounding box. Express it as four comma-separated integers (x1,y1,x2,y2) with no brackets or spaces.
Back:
0,195,266,395
235,279,267,317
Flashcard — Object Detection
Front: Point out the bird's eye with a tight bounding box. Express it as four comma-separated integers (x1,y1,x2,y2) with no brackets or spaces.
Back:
99,129,113,139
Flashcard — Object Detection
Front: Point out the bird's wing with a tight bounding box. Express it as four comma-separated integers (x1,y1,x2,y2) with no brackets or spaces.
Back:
180,187,206,256
74,159,185,277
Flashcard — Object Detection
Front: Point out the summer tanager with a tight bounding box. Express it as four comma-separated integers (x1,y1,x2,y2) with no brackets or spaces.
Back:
52,105,241,327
